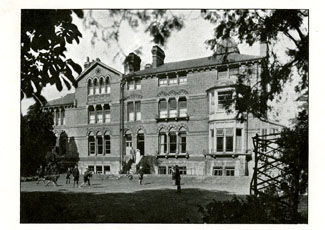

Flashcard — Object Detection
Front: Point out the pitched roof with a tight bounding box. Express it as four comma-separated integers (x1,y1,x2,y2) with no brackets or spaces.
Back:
128,53,263,77
45,93,75,107
76,60,122,82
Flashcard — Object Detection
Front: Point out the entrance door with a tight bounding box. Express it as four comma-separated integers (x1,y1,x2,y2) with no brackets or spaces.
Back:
137,130,145,155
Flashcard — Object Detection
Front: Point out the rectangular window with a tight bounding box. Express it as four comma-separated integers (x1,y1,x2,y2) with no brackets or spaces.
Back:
225,167,235,176
158,166,167,175
135,101,141,121
89,136,95,155
213,166,223,176
179,75,187,84
135,79,141,90
95,86,100,95
128,80,135,90
169,132,177,153
159,100,167,118
159,77,167,86
97,136,103,154
179,133,187,153
127,102,134,121
218,67,228,79
169,75,177,85
216,129,224,152
89,87,94,95
159,133,167,154
236,128,242,152
101,84,105,94
88,165,94,172
210,92,215,113
105,136,111,154
104,166,110,174
217,91,232,110
168,166,173,175
225,128,234,152
96,165,103,174
125,134,132,147
89,111,95,124
61,110,65,125
97,111,103,123
179,166,187,175
104,110,110,123
179,99,187,117
169,99,177,118
271,128,278,134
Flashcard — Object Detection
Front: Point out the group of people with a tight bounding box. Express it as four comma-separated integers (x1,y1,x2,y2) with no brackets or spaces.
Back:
36,164,181,193
65,165,93,188
36,164,92,188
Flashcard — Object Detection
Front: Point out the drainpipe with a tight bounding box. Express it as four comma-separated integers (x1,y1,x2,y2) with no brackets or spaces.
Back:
120,79,125,171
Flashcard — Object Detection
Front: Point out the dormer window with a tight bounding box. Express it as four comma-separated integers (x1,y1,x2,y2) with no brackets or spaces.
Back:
169,75,177,85
127,79,141,90
159,76,168,86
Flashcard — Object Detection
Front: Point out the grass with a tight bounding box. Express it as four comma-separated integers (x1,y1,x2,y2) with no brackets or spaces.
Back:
20,174,307,223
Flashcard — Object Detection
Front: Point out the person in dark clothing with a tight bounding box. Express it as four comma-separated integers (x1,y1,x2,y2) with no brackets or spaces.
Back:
175,165,181,193
72,165,80,187
79,168,92,188
66,167,72,184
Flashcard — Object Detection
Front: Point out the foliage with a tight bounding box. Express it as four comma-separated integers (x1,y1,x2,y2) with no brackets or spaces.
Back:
202,9,308,119
198,195,306,223
21,10,84,104
83,10,184,61
138,156,158,174
21,103,57,176
276,109,308,218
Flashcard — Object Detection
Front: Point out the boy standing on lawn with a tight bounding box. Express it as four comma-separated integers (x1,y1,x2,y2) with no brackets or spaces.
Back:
72,165,80,187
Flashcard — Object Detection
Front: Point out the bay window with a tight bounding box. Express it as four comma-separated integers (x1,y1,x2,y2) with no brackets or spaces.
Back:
169,130,177,154
217,91,232,110
104,104,110,123
159,131,167,154
96,133,103,155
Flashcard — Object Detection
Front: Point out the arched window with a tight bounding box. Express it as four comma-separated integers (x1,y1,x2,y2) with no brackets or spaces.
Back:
169,98,177,118
88,132,95,155
96,105,103,123
137,129,145,155
88,79,93,95
105,77,111,94
179,97,187,117
100,78,105,94
88,106,95,124
96,131,103,155
104,104,110,123
159,99,167,118
104,132,110,155
179,127,187,154
94,78,99,94
169,128,177,154
158,129,167,154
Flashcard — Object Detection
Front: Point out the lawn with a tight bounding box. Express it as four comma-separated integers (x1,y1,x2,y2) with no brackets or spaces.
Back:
20,174,307,223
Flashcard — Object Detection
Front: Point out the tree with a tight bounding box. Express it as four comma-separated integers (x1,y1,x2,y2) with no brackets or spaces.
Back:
83,10,184,61
21,10,84,105
21,103,56,176
201,9,308,119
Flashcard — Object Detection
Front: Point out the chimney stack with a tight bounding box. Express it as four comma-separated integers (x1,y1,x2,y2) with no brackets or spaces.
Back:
151,45,165,68
84,56,90,69
124,53,141,74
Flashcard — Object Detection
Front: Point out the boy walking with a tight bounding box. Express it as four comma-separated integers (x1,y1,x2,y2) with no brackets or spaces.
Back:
79,168,92,188
66,167,72,184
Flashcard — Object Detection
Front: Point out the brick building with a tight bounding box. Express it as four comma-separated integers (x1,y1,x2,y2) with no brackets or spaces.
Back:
44,43,282,176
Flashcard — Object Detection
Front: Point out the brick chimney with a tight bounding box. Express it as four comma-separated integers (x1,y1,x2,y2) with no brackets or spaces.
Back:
151,45,165,68
124,53,141,74
84,56,90,69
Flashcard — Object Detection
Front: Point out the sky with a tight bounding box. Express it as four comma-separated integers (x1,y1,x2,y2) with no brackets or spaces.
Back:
21,10,300,126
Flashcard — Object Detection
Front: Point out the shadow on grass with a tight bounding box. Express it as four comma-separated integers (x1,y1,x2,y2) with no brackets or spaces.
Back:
21,188,235,223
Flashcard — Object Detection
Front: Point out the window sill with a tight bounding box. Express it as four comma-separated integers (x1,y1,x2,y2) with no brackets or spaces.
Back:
156,153,189,159
155,115,189,122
